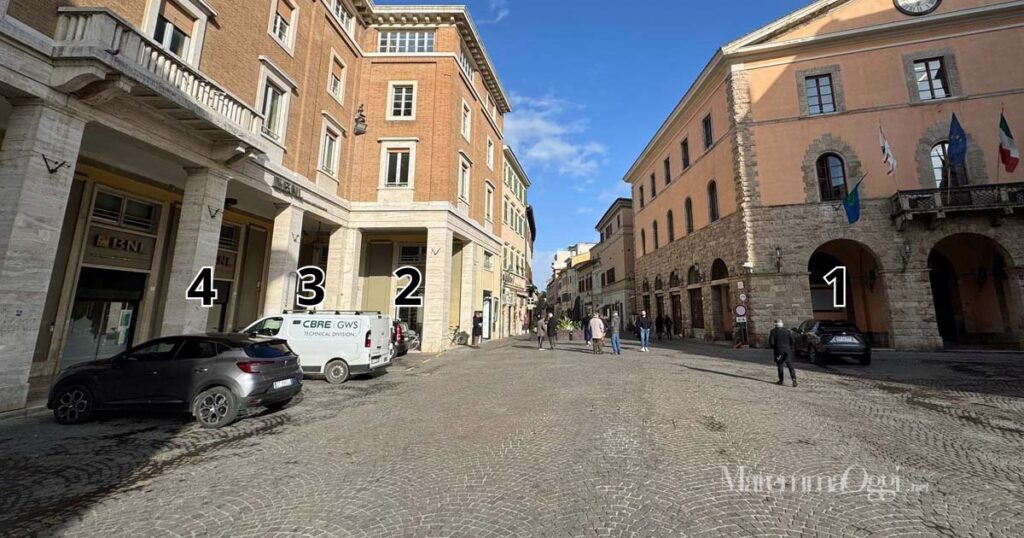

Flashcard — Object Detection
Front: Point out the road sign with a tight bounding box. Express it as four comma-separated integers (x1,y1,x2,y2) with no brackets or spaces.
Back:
734,305,748,317
735,316,748,323
739,293,748,303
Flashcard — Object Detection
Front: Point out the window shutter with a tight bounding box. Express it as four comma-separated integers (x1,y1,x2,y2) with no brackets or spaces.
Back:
162,0,195,36
277,0,294,20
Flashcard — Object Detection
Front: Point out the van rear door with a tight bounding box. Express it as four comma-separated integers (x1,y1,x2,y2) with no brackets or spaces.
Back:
368,315,391,367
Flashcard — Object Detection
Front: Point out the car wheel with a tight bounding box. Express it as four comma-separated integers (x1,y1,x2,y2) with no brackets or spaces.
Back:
324,359,350,384
53,384,95,425
859,354,872,366
192,387,239,429
265,397,293,411
811,349,826,366
388,342,398,361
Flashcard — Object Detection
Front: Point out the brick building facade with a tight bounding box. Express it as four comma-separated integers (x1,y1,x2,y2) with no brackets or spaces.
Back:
0,0,528,412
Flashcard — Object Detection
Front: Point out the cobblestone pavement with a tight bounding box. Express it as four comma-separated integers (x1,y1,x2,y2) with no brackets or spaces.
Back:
1,338,1023,537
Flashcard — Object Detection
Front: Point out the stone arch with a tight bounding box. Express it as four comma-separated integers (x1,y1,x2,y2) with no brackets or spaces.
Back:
801,134,863,203
915,119,988,188
654,274,664,291
687,265,701,285
807,239,892,346
711,259,729,281
669,271,681,289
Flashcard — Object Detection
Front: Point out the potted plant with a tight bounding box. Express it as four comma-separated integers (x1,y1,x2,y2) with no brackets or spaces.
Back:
556,317,583,341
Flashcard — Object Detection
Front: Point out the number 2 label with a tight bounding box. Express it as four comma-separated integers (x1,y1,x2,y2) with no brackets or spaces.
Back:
394,266,423,307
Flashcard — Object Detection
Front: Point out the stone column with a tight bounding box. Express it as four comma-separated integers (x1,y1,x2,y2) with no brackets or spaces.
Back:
160,168,229,336
0,102,85,412
262,204,304,315
459,241,478,332
421,228,453,352
323,225,361,311
884,269,943,351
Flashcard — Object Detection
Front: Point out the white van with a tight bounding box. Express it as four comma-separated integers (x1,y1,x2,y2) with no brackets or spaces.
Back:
241,311,392,384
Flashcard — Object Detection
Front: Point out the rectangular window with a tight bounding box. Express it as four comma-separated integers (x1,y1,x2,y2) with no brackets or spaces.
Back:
272,0,294,43
389,84,415,119
914,58,949,101
486,137,494,169
607,268,616,284
262,81,285,140
378,30,435,53
385,149,411,187
459,157,471,201
459,47,475,80
681,138,691,169
461,101,472,140
484,252,494,270
320,127,339,175
328,57,345,99
604,225,612,238
154,1,193,58
702,114,713,150
485,184,494,221
663,158,671,186
331,0,355,34
639,186,645,208
92,190,158,233
805,74,836,115
650,174,657,198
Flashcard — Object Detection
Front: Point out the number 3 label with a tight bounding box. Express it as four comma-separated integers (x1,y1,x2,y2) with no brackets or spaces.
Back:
296,266,326,308
394,266,423,307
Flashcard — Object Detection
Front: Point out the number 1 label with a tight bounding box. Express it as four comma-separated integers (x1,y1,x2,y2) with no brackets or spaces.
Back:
824,266,847,308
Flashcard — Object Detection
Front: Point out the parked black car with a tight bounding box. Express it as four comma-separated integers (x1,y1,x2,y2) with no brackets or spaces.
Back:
47,334,302,428
391,320,421,359
793,320,871,365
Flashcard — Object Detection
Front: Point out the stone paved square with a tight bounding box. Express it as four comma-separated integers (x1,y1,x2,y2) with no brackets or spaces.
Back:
1,338,1023,537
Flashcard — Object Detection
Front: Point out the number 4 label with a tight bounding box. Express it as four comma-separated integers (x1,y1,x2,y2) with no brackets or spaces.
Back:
186,267,217,307
824,266,847,309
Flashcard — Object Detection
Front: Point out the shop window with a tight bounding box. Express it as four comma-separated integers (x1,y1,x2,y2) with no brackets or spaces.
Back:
219,224,240,250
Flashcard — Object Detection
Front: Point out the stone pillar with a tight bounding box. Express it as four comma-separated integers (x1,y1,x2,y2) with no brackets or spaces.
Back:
323,225,347,310
421,228,453,352
160,168,229,336
884,269,943,351
262,204,304,315
0,102,85,412
459,241,478,332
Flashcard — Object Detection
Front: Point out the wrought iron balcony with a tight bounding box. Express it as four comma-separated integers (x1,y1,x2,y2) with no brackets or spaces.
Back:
51,8,265,150
890,182,1024,230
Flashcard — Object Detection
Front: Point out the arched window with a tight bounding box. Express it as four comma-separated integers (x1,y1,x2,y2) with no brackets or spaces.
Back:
685,197,694,233
666,211,675,242
640,229,647,255
816,153,847,201
930,141,949,188
652,220,660,250
707,181,720,222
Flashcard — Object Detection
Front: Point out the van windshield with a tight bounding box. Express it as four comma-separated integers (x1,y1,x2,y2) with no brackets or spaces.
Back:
248,317,283,336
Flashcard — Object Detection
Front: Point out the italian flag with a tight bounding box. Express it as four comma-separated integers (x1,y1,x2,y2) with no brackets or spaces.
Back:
1000,112,1020,173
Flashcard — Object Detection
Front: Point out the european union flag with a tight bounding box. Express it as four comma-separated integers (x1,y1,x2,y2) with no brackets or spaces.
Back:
948,113,968,171
843,180,862,225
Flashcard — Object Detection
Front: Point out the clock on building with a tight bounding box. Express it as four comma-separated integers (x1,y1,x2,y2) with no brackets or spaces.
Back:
894,0,941,16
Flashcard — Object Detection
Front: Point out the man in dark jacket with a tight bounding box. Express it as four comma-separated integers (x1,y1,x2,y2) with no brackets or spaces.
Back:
768,319,797,387
637,310,653,352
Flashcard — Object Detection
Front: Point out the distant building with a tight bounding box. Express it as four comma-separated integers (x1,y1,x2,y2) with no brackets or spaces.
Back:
590,199,636,324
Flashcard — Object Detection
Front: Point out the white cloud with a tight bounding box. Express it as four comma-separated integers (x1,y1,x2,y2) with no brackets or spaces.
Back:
478,0,510,24
505,93,608,181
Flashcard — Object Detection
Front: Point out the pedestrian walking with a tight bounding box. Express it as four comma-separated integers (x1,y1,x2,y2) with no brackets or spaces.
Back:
583,318,592,347
471,312,484,346
589,313,606,354
664,314,673,340
546,312,558,350
655,314,665,341
610,312,622,355
637,310,653,352
537,316,548,350
768,319,797,387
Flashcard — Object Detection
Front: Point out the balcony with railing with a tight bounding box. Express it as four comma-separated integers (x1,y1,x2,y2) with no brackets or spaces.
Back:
890,182,1024,230
51,8,265,150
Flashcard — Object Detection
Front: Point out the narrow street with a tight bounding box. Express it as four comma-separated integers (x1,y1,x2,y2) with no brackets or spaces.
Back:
2,338,1022,537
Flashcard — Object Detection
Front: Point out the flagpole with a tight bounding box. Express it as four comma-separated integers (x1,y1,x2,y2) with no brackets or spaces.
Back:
880,122,899,193
996,104,1004,184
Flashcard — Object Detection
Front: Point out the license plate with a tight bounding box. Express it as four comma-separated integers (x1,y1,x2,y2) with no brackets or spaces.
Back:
273,379,294,390
371,356,381,364
833,336,857,344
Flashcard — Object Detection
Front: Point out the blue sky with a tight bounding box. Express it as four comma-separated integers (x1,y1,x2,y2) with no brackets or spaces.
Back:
384,0,811,285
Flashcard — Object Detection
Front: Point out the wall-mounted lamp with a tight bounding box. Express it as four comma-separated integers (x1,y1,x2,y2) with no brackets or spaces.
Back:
353,104,367,135
775,247,782,273
901,244,912,272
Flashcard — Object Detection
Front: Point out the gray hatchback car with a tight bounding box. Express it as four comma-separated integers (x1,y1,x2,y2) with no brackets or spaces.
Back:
48,334,302,428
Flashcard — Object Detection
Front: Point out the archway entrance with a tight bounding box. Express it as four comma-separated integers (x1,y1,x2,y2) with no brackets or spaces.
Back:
807,240,891,347
686,266,704,336
928,234,1021,349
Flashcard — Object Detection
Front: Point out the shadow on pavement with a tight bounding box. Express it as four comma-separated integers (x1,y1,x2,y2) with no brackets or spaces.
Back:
675,363,779,385
640,338,1024,398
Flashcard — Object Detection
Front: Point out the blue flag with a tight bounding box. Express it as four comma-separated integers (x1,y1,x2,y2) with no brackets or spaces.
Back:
843,180,862,224
948,113,967,168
